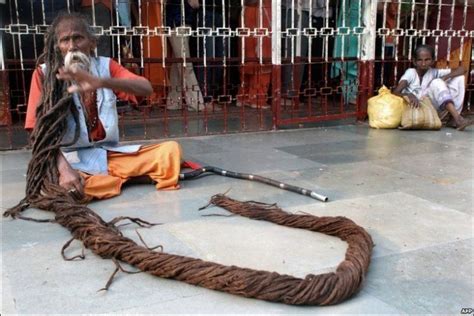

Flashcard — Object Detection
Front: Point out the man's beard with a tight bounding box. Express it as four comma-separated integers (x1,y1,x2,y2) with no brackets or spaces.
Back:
64,51,91,73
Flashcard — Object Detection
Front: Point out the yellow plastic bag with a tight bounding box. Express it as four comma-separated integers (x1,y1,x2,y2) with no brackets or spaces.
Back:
399,96,442,130
367,86,404,129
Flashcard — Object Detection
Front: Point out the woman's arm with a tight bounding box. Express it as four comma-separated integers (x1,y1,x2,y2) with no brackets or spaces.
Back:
440,66,466,81
393,80,419,107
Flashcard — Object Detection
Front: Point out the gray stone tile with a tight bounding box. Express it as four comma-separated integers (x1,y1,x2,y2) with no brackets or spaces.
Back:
1,223,202,314
164,216,346,278
272,161,423,202
365,239,473,314
395,127,474,148
339,124,474,149
178,138,227,155
290,192,472,257
0,150,31,171
114,289,401,314
400,178,473,215
375,149,473,182
194,126,366,152
279,136,464,165
191,150,320,174
92,191,211,224
1,126,472,314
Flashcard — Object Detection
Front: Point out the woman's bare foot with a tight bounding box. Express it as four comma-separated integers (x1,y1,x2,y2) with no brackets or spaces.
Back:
453,116,474,131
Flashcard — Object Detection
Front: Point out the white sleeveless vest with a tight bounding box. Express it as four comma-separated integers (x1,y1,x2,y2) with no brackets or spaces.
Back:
41,57,140,174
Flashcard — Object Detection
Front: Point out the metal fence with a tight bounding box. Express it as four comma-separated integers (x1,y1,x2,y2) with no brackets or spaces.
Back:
1,0,473,149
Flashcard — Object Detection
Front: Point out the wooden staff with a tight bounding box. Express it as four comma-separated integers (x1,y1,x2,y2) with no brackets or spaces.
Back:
180,166,329,202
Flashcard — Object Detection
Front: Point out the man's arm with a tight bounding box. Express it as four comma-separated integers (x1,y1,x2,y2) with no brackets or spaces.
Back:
57,151,84,195
57,67,153,96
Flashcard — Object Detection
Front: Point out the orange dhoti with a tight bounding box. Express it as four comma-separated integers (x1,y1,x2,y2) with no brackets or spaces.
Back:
237,1,272,108
80,141,182,199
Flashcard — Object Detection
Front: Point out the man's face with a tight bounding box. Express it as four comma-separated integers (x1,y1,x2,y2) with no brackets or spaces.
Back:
56,20,96,57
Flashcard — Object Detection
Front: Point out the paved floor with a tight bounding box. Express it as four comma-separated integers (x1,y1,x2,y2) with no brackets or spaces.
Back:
1,124,473,314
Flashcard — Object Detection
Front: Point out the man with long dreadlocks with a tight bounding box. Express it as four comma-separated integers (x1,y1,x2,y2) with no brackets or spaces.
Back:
25,12,183,200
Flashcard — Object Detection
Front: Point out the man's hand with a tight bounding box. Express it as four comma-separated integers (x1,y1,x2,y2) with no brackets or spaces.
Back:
406,93,420,108
57,152,84,196
57,66,102,94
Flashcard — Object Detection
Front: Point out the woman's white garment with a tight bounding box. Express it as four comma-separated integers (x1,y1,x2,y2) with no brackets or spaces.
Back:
400,68,465,113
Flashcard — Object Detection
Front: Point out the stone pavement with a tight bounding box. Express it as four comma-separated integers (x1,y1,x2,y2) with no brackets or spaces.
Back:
1,124,473,314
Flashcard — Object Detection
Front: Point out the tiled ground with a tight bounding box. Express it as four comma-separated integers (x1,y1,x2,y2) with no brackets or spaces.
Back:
1,124,472,314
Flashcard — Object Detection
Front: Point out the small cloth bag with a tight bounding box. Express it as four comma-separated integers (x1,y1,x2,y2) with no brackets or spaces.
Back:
399,96,442,130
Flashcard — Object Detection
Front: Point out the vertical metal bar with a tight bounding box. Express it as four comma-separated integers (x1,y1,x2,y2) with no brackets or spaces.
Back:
203,0,207,68
361,0,377,61
296,0,302,59
138,0,144,70
307,0,313,116
434,0,442,60
407,0,416,60
340,0,346,62
393,0,402,80
422,0,429,45
446,0,456,64
30,0,37,60
91,0,97,26
240,0,245,66
272,0,282,129
13,0,24,71
41,0,46,26
258,0,263,65
115,0,122,64
358,0,377,119
380,1,387,83
13,0,28,110
459,0,468,62
356,0,362,60
161,0,166,69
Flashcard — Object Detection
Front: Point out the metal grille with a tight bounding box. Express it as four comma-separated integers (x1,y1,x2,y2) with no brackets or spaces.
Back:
1,0,473,150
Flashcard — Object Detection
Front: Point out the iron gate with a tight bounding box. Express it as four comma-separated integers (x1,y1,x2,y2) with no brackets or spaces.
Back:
1,0,473,150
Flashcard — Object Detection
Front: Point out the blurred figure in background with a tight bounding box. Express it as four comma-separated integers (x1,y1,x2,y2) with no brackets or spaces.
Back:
237,0,272,109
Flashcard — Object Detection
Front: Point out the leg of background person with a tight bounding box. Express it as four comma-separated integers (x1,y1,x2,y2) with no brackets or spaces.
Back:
310,16,325,85
237,72,250,106
295,11,309,97
142,1,168,104
166,35,184,110
211,12,225,98
168,32,204,110
247,67,271,108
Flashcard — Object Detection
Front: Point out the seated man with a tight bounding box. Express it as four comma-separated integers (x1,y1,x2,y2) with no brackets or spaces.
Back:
25,12,182,200
393,44,472,131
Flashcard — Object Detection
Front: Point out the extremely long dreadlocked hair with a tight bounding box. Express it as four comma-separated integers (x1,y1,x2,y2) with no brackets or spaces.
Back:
4,13,374,306
6,13,95,215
